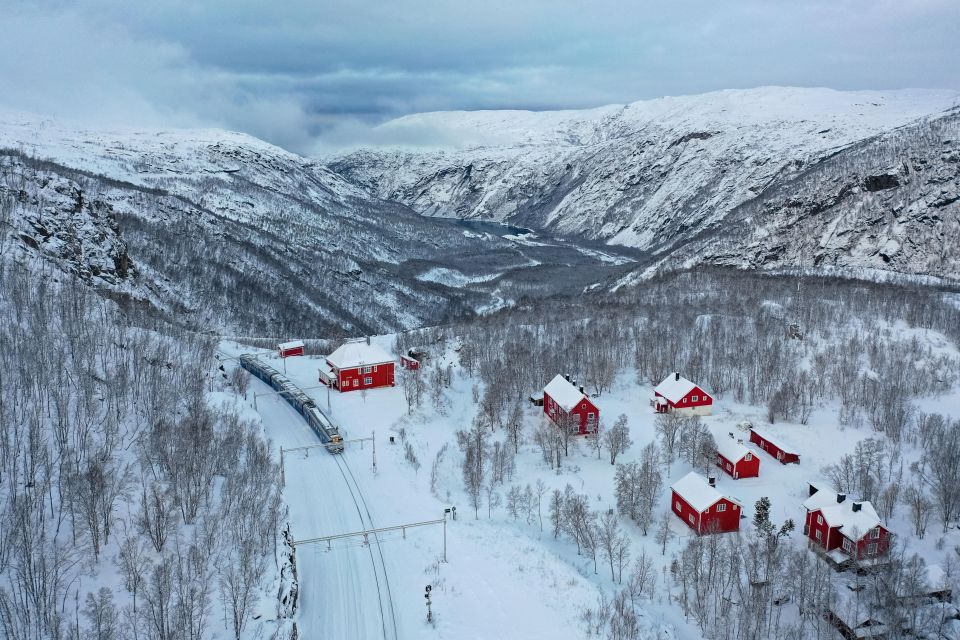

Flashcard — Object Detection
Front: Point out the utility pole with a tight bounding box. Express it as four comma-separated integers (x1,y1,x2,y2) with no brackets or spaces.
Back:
442,508,451,562
372,430,377,473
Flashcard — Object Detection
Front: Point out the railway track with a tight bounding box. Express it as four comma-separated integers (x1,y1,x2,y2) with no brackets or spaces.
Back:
333,450,399,640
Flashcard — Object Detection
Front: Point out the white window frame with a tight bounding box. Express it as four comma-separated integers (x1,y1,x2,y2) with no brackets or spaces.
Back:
675,501,682,512
867,543,878,555
364,377,373,385
871,528,881,539
373,365,378,372
688,514,695,524
716,503,726,512
842,538,853,553
692,395,699,402
817,514,823,525
362,366,372,374
815,530,822,541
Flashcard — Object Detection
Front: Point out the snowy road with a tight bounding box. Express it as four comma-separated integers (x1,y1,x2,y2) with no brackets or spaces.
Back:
251,378,402,640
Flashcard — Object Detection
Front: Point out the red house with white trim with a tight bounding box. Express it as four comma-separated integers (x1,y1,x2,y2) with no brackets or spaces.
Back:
749,427,800,464
543,374,599,435
803,484,892,561
671,472,741,534
716,435,760,479
319,339,395,392
278,340,305,358
652,372,713,416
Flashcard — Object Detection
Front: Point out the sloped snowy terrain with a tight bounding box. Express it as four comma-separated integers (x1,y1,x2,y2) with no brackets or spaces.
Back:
0,111,636,336
326,87,960,280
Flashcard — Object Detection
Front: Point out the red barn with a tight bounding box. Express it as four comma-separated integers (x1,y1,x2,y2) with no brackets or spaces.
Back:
671,472,741,534
319,339,395,392
652,372,713,416
803,484,892,561
278,340,305,358
749,427,800,464
543,374,599,435
716,435,760,479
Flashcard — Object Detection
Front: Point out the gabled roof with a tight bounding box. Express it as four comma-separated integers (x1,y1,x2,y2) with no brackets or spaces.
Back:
749,426,798,454
654,373,704,404
716,436,753,463
671,472,739,512
543,375,587,412
803,485,884,538
278,339,304,351
326,340,394,369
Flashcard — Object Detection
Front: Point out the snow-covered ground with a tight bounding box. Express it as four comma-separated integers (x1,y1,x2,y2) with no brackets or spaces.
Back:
224,324,960,639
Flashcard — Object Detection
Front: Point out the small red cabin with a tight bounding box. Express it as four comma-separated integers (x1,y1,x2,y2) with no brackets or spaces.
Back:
278,340,305,358
803,484,891,560
399,355,420,370
320,339,395,392
716,435,760,479
671,472,741,534
652,372,713,416
749,427,800,464
543,374,599,435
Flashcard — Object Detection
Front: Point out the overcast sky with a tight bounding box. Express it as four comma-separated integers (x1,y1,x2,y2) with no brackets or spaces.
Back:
1,0,958,152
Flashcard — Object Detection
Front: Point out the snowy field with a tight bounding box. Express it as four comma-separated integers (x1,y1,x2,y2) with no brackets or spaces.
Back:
220,327,960,640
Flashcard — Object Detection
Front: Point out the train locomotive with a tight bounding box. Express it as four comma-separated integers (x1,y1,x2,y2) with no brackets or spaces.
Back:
239,354,344,453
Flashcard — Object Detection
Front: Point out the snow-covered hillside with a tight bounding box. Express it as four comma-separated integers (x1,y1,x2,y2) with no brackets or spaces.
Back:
0,110,636,336
325,87,960,280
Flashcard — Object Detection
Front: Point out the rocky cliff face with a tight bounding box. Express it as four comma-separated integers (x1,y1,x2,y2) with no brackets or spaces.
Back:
325,87,960,281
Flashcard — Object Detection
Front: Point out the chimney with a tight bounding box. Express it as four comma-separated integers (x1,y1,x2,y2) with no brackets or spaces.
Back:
737,439,744,444
708,475,716,487
808,483,819,497
579,385,585,394
837,493,846,504
675,372,680,381
852,502,862,512
572,378,577,387
728,433,734,439
565,373,571,382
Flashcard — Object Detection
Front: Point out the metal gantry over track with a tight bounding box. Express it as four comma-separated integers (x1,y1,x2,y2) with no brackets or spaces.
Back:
291,517,449,562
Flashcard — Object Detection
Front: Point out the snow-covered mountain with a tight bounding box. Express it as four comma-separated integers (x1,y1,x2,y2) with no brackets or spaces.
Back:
325,87,960,280
0,110,636,336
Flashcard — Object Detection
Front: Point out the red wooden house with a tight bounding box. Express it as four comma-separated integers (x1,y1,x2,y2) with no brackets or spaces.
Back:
803,484,892,561
543,374,599,435
278,340,305,358
716,435,760,479
749,427,800,464
652,372,713,416
671,472,741,534
399,355,420,370
319,339,395,392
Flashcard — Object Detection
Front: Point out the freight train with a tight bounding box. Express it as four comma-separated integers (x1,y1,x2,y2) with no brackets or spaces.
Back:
239,354,345,453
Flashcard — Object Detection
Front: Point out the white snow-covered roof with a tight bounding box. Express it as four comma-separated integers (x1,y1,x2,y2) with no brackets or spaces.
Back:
716,436,752,463
543,375,587,412
803,485,883,538
671,472,738,512
278,340,304,351
749,426,797,454
326,340,394,369
654,373,704,404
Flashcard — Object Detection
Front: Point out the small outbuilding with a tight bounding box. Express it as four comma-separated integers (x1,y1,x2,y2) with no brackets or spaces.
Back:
749,426,800,464
671,472,741,534
652,372,713,416
399,354,420,370
543,374,598,435
716,435,760,479
278,340,305,358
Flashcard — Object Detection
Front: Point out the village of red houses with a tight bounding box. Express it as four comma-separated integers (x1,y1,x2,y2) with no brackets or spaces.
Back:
259,335,949,640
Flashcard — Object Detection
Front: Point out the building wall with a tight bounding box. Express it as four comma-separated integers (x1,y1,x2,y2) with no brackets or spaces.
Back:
717,452,760,479
805,509,841,551
853,527,891,559
335,361,395,392
658,386,713,416
749,430,800,464
280,346,304,358
671,490,740,534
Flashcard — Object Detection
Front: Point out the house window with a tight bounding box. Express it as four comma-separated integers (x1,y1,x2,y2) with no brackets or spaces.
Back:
692,395,699,402
364,377,372,385
867,543,878,555
817,514,823,525
675,501,682,512
688,514,695,524
362,366,372,374
716,503,726,512
587,413,595,422
373,365,378,372
871,528,881,539
745,453,752,461
842,538,853,553
815,530,822,541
